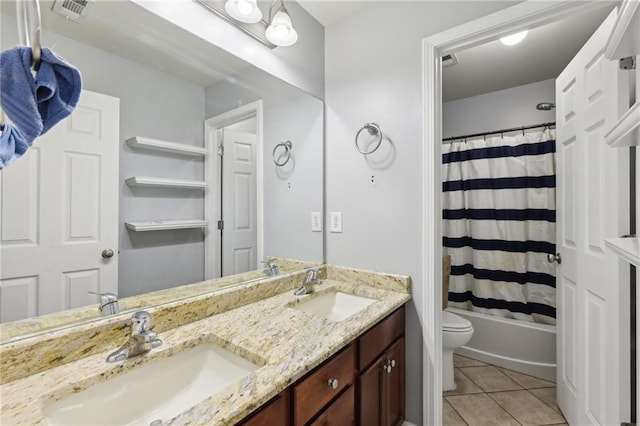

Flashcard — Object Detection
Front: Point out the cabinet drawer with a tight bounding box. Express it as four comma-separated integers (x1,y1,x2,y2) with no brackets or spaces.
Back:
293,344,356,426
359,306,405,370
310,385,355,426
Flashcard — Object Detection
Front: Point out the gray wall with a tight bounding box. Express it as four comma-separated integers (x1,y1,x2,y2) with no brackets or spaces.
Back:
205,68,324,263
443,79,556,139
323,2,516,423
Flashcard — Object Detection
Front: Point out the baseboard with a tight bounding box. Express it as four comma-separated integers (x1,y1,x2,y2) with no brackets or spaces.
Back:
403,421,418,426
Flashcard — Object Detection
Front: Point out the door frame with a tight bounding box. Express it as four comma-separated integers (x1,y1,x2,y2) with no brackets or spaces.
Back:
204,100,264,279
421,2,616,424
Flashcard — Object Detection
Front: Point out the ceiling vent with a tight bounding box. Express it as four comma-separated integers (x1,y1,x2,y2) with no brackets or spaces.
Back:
51,0,93,23
442,53,459,68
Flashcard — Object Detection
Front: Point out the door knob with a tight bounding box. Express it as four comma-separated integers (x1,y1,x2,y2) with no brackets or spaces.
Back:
547,253,561,264
102,249,115,259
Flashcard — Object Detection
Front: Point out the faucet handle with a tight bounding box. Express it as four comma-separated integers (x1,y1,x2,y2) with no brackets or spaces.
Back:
131,311,152,334
89,291,119,316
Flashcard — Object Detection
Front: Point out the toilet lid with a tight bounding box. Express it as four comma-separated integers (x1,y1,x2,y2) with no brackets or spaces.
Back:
442,310,473,332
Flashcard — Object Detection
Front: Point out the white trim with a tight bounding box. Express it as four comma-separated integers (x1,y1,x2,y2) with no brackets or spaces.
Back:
204,101,264,280
421,2,614,424
604,102,640,148
604,0,640,60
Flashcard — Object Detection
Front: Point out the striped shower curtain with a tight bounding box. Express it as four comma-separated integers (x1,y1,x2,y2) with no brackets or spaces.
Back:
442,129,556,325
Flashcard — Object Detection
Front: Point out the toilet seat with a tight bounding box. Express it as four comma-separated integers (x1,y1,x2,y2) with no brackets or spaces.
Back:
442,310,473,332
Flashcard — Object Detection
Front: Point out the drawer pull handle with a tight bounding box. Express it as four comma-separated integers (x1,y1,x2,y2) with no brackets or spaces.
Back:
327,379,339,390
390,359,396,368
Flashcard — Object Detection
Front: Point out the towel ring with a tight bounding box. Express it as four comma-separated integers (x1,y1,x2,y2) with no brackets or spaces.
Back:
355,123,382,154
16,0,42,71
272,140,293,167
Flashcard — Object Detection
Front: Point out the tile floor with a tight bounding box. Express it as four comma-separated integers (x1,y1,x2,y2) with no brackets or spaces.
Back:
443,354,567,426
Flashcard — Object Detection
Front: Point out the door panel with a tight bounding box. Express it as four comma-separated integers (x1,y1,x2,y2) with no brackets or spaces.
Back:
221,130,257,276
0,90,119,321
556,9,627,425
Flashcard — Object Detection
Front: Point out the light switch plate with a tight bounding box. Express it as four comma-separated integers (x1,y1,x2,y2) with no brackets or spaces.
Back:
330,212,342,233
311,212,322,232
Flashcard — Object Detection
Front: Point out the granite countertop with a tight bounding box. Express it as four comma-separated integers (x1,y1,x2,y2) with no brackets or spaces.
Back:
0,273,410,425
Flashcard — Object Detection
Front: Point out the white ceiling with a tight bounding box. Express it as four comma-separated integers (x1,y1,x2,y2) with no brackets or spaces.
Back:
297,0,370,27
441,5,615,101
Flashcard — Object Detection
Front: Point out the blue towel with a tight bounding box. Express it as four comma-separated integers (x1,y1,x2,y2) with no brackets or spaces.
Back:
0,123,30,169
36,47,82,134
0,46,82,167
0,47,41,142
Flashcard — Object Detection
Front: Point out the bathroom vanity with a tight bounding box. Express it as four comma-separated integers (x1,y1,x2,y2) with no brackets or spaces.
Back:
0,266,410,425
242,305,405,426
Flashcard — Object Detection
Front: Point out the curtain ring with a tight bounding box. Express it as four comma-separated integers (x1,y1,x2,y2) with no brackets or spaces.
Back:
272,140,292,167
355,123,383,154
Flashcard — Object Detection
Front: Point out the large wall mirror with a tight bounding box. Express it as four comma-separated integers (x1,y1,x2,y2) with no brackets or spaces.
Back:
0,1,324,340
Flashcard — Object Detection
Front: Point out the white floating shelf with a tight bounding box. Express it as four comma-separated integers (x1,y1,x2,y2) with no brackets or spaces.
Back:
604,102,640,147
604,0,640,60
126,137,207,157
125,220,209,232
125,176,208,189
605,237,640,268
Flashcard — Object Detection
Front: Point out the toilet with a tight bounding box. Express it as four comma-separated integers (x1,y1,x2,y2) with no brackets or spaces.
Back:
442,310,474,391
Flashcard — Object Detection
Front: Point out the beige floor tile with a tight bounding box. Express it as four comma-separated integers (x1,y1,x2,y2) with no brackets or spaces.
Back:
446,394,519,426
528,387,562,414
444,369,483,396
459,366,522,392
443,399,468,426
489,390,566,425
499,368,556,389
454,354,487,368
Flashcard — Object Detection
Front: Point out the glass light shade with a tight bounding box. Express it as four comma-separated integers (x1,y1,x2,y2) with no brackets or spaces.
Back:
500,30,528,46
224,0,262,24
266,9,298,47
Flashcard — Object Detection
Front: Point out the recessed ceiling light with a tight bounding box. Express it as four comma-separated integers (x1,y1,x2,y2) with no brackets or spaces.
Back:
500,30,528,46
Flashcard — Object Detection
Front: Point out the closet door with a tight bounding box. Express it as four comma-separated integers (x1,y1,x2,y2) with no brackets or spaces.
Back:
555,9,628,425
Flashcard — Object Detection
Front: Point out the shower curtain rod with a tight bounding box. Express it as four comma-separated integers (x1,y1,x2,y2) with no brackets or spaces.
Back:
442,121,556,142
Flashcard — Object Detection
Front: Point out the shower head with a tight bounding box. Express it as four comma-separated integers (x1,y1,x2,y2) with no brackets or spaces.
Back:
536,102,556,111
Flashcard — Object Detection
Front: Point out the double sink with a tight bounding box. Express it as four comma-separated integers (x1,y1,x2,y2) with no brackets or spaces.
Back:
44,291,377,425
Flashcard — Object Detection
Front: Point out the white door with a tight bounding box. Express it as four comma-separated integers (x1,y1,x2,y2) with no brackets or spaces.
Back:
221,129,257,276
0,90,119,322
556,9,628,425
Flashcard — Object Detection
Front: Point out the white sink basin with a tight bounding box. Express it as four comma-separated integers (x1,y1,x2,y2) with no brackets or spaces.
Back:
290,291,377,322
44,343,258,426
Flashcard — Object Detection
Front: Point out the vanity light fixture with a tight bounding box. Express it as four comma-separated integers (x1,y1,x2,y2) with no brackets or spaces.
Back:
195,0,297,48
500,30,528,46
224,0,262,24
265,0,297,47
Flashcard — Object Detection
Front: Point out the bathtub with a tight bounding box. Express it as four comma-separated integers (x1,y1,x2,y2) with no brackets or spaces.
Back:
447,307,556,382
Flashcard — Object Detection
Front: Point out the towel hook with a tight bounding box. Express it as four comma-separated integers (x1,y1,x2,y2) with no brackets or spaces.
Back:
272,140,292,167
16,0,42,71
355,123,383,154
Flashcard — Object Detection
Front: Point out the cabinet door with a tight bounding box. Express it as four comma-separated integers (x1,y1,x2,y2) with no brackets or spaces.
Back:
358,355,385,426
384,337,405,426
241,389,290,426
310,386,355,426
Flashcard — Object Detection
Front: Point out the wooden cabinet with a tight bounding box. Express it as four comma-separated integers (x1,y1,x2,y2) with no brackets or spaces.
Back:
293,344,356,425
241,305,406,426
241,389,290,426
358,307,406,426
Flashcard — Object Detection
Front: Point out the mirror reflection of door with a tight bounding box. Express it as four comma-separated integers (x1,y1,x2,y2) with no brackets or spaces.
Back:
219,120,257,276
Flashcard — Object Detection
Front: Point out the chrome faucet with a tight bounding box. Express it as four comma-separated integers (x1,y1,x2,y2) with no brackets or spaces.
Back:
90,291,119,317
294,268,323,296
106,311,162,363
261,260,280,276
